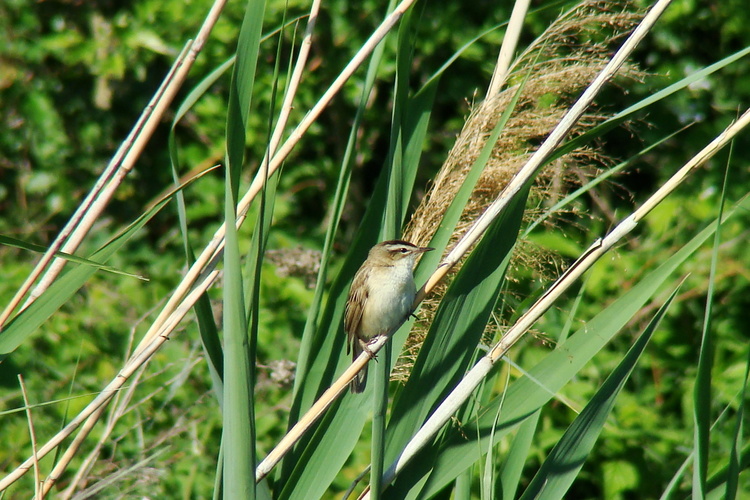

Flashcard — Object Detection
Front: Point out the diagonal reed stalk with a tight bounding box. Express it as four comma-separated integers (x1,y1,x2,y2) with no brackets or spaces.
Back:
486,0,531,98
132,0,417,360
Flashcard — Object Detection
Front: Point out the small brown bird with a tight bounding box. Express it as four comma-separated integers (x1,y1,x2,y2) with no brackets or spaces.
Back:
344,240,433,393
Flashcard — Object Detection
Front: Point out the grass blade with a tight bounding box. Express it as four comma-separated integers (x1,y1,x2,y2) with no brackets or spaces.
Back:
519,282,683,500
221,0,267,497
372,5,418,496
499,409,540,500
693,143,732,498
0,235,147,280
276,14,438,499
724,348,750,500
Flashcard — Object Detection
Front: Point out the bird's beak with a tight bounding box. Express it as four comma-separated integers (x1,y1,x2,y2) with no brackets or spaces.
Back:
418,246,434,253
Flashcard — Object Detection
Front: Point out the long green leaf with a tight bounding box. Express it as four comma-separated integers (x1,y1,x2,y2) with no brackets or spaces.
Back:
520,282,682,500
499,409,540,500
289,0,396,408
168,73,230,407
723,348,750,500
549,45,750,163
0,235,147,280
692,151,731,498
372,6,418,497
705,443,750,498
383,65,533,479
278,1,406,483
524,124,692,238
661,381,750,500
222,0,267,497
414,67,530,285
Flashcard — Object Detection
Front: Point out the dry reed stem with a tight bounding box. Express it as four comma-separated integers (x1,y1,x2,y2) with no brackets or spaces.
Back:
52,360,147,497
255,340,374,480
406,0,641,249
0,41,188,325
411,0,659,306
132,0,413,359
490,106,750,365
18,375,42,499
53,404,109,498
0,0,230,328
56,352,194,497
0,265,221,491
10,0,330,489
486,0,531,97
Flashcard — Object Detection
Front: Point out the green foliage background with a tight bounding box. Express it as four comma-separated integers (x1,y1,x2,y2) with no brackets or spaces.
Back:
1,0,749,498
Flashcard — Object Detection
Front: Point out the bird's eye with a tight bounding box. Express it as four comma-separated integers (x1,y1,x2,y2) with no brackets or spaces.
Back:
400,248,408,253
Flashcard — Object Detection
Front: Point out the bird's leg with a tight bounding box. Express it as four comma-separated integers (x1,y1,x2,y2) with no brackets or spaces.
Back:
361,336,384,363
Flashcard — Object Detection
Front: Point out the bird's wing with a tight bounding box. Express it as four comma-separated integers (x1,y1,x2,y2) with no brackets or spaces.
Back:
344,267,370,355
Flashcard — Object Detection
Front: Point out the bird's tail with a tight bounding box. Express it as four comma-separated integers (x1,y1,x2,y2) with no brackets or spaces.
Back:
350,342,367,393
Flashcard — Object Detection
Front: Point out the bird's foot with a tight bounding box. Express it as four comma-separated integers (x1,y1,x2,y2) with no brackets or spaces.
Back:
363,337,383,362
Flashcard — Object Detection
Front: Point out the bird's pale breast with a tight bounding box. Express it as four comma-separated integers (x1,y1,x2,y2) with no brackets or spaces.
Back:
359,264,416,340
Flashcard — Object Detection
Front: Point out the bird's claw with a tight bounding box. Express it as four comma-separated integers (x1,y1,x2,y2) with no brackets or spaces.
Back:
363,338,381,363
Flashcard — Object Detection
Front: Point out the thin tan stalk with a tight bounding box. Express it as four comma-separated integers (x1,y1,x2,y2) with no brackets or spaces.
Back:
486,0,531,97
491,110,750,359
51,404,109,498
353,2,677,496
269,0,322,164
370,106,750,496
19,375,43,499
255,347,372,480
133,0,326,354
0,41,188,324
49,361,145,497
48,1,325,490
0,0,229,328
